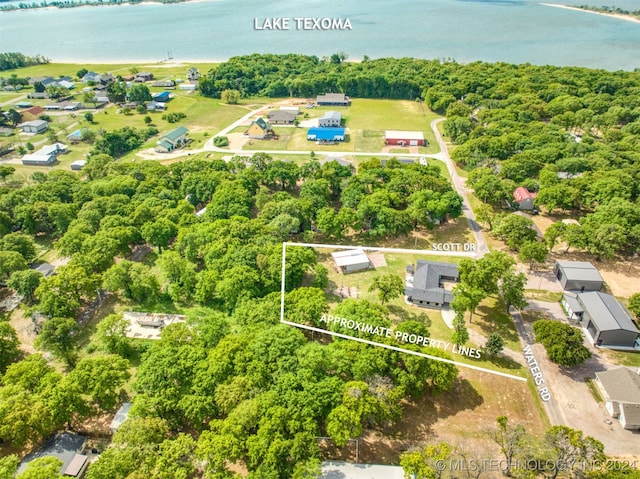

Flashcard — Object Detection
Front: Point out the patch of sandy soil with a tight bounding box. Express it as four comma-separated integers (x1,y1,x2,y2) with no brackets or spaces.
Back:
9,307,37,354
226,132,249,150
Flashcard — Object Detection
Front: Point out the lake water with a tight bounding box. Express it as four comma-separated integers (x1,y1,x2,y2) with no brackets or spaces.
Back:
0,0,639,70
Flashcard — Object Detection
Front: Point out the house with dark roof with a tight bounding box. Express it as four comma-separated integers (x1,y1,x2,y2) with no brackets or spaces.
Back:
307,127,345,143
245,118,274,139
266,110,296,125
316,93,350,106
554,260,604,292
318,111,342,127
17,432,88,477
562,291,639,349
30,262,56,277
155,126,189,153
595,368,640,430
405,260,459,309
513,187,537,211
135,72,154,82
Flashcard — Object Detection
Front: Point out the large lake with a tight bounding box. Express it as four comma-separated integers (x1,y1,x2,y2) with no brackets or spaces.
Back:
0,0,639,70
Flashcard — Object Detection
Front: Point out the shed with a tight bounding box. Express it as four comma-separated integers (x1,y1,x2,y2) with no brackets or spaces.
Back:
19,119,48,134
17,432,87,477
135,72,154,82
405,260,459,309
20,106,45,122
307,127,345,142
110,402,133,433
178,83,197,91
70,160,87,171
554,260,604,292
331,249,371,273
15,101,32,108
595,368,640,430
318,110,342,127
67,129,83,143
0,127,13,137
279,106,300,114
384,130,425,146
513,187,537,211
21,153,56,166
566,291,639,349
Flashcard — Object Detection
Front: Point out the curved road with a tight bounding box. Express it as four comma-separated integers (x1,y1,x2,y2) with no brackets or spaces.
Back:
136,109,489,257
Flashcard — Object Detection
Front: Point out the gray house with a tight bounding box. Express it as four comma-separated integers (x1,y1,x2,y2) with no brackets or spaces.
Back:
595,368,640,430
18,119,49,134
316,93,350,106
554,260,604,292
17,432,88,477
318,110,342,127
267,110,296,125
562,291,639,349
405,260,459,309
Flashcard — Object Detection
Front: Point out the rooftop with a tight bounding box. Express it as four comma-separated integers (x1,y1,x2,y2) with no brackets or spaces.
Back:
321,110,342,120
385,130,424,140
596,368,640,404
17,432,86,475
579,291,638,334
514,187,537,201
162,126,188,141
556,260,604,283
320,461,404,479
406,260,458,304
331,249,370,268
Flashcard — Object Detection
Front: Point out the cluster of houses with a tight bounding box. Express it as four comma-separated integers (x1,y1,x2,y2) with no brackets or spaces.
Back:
21,142,67,166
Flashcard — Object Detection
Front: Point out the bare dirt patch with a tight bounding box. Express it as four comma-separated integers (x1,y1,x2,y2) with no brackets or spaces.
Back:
9,307,37,354
325,369,546,466
368,253,387,268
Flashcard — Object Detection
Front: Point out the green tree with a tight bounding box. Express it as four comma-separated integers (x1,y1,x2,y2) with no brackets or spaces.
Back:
451,311,469,347
491,213,538,251
533,320,591,367
35,264,99,318
35,317,79,367
103,261,160,303
368,274,404,305
0,165,16,183
451,282,485,322
0,322,20,375
141,218,177,253
498,270,528,312
95,314,130,355
128,83,152,104
220,89,241,104
68,355,130,413
7,269,42,302
518,241,548,271
0,232,37,262
628,293,640,320
489,415,527,477
0,455,19,479
0,250,28,282
84,111,94,123
544,426,604,478
16,456,63,479
484,333,504,356
400,442,453,479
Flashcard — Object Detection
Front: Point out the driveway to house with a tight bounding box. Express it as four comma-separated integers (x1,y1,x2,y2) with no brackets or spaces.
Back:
513,302,638,457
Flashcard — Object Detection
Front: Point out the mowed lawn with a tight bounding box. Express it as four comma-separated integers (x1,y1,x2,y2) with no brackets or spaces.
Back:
238,99,443,154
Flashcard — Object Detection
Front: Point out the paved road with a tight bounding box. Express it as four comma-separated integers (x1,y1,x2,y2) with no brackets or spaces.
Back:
430,118,489,258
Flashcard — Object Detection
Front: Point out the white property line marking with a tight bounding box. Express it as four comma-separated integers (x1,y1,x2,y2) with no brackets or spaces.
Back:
280,242,526,382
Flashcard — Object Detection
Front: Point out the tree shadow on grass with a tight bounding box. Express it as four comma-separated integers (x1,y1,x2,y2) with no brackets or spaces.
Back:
475,302,520,345
485,354,523,371
387,304,432,327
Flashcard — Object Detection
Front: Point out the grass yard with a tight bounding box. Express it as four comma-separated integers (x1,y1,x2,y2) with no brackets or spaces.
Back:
469,296,522,352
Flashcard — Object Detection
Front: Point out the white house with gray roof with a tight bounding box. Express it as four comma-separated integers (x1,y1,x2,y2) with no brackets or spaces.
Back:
405,260,458,309
318,110,342,127
554,260,604,292
595,368,640,430
562,291,639,349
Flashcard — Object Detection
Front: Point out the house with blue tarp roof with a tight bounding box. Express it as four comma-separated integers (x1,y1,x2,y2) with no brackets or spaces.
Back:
152,91,171,102
307,127,345,142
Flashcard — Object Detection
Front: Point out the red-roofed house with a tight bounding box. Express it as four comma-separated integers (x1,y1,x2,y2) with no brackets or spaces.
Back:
21,106,45,122
513,187,537,211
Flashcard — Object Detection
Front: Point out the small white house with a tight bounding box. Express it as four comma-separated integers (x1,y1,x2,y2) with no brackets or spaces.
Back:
331,249,371,273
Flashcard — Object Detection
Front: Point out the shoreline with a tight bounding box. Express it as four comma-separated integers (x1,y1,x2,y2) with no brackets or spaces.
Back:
540,3,640,25
0,0,210,13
